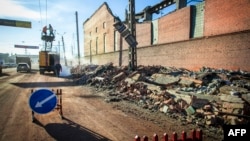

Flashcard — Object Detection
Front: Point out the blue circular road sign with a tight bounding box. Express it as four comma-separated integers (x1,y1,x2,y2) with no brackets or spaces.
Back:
29,89,57,114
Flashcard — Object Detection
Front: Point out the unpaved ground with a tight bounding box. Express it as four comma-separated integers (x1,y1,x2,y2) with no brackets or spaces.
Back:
0,68,223,141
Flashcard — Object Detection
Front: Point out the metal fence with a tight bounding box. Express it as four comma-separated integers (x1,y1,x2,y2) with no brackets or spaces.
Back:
134,129,202,141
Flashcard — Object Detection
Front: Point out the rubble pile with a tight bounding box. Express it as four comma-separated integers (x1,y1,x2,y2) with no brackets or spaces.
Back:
70,63,250,127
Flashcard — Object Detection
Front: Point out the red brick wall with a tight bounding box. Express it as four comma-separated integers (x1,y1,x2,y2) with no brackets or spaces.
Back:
83,1,250,71
87,31,250,71
204,0,250,36
122,38,129,50
119,22,151,50
136,22,151,47
158,6,191,44
139,31,250,71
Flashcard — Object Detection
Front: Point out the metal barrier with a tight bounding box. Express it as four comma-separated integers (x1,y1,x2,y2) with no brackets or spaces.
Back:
54,89,63,118
134,129,202,141
30,89,63,122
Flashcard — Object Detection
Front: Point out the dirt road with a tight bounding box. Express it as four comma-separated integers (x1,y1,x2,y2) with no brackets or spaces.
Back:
0,68,222,141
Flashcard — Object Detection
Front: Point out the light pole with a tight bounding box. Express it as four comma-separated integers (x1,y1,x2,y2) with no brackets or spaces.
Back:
21,41,28,55
57,32,67,66
57,32,66,54
75,11,81,66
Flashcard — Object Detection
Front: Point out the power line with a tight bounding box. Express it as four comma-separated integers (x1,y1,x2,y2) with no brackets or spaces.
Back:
38,0,43,28
46,0,47,26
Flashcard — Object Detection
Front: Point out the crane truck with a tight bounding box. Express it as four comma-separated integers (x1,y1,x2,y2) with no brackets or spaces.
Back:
39,24,60,75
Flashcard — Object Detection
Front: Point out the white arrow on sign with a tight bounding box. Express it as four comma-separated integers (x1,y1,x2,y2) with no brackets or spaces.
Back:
35,94,56,108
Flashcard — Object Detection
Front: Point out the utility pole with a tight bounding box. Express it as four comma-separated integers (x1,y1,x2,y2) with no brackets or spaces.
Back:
113,0,137,70
58,41,60,54
61,36,67,66
128,0,137,71
75,11,81,65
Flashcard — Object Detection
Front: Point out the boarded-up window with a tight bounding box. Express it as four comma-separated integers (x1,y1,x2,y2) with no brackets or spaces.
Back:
103,33,106,53
103,22,106,29
114,31,119,51
96,37,98,54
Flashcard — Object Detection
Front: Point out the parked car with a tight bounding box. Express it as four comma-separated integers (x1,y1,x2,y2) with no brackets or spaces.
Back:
0,62,2,74
17,63,31,73
2,63,9,68
9,63,17,68
0,65,2,74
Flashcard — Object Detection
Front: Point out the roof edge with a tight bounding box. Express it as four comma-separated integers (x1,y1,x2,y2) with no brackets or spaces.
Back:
83,2,116,25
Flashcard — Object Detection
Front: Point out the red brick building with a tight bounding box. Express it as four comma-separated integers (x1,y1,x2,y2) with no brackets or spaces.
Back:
83,0,250,71
83,2,116,56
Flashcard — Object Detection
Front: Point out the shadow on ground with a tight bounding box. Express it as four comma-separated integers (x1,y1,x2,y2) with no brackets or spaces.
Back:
11,81,76,88
33,117,112,141
0,73,10,77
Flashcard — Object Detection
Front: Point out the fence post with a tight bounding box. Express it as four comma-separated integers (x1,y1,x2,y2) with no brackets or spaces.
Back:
135,135,140,141
172,132,177,141
196,129,202,141
191,129,196,141
163,133,168,141
143,135,148,141
60,89,63,118
182,131,187,141
153,133,158,141
31,89,34,122
133,129,202,141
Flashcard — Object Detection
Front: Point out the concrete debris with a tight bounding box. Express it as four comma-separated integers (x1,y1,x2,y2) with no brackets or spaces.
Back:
70,64,250,127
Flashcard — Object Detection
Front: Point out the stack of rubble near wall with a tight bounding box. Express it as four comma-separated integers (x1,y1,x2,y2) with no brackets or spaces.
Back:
70,63,250,127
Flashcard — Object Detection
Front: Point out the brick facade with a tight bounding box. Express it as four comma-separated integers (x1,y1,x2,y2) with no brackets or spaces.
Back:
158,6,191,44
136,22,152,47
83,2,116,56
204,0,250,36
83,1,250,71
85,31,250,71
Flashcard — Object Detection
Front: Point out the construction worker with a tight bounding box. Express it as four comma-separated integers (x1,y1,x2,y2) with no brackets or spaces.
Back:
42,25,47,35
49,24,54,36
54,62,62,77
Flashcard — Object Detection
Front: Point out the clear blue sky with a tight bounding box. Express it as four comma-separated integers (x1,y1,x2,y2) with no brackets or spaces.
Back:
0,0,199,58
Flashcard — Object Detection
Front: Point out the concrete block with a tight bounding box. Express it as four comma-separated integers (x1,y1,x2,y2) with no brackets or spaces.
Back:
162,105,169,113
185,105,196,115
242,93,250,104
222,102,244,109
192,98,209,109
220,95,244,103
151,73,180,85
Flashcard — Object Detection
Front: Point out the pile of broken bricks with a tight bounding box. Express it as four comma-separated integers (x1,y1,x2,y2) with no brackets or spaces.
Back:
70,63,250,127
